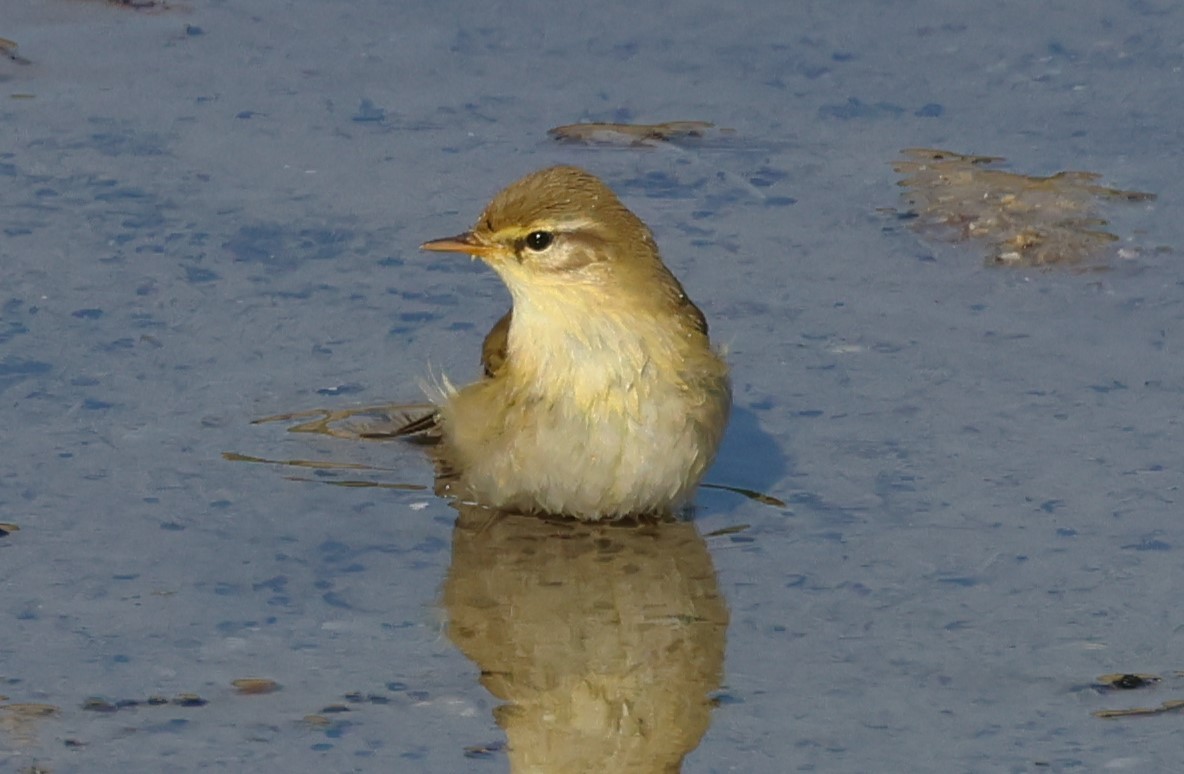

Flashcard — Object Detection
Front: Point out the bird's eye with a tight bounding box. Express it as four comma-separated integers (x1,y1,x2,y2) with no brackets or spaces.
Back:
524,231,554,251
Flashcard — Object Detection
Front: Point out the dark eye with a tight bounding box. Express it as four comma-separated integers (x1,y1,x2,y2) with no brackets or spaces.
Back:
524,231,554,251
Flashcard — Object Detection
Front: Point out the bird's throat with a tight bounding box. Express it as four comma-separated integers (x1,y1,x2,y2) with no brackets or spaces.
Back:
503,285,679,408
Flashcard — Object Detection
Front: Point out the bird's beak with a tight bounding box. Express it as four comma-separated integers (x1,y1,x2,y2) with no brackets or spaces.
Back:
420,232,493,258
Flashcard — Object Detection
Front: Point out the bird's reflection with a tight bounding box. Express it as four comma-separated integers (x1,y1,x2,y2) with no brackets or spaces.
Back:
443,504,729,773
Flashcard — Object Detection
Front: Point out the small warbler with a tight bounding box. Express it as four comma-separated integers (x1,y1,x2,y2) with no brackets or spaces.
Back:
410,165,730,521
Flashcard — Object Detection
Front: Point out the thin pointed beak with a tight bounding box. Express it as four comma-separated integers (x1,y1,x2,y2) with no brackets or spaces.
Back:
420,232,493,258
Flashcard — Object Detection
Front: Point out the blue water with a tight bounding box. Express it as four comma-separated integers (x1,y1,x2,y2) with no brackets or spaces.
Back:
2,1,1180,771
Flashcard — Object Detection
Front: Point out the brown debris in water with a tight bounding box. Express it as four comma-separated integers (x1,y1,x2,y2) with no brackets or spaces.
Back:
894,148,1155,267
1094,700,1184,719
0,38,32,65
1090,672,1184,719
103,0,175,9
232,678,281,696
0,702,60,749
548,120,717,146
0,704,58,718
1096,673,1161,691
62,0,178,11
250,403,434,440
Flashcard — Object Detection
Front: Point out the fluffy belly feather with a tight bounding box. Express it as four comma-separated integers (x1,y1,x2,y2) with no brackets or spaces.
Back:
440,357,729,520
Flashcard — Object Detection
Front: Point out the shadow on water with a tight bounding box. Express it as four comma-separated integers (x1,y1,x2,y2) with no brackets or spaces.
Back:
704,405,789,507
444,503,728,773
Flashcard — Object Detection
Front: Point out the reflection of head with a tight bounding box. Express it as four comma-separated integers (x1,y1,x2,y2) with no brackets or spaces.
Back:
443,507,728,773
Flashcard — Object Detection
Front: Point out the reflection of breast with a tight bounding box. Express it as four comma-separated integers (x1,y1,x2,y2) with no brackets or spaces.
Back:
443,507,729,773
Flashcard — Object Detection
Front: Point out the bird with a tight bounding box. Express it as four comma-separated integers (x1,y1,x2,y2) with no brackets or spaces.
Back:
400,165,731,521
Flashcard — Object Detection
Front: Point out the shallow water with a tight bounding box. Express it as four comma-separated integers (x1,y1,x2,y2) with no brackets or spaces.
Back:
2,1,1181,771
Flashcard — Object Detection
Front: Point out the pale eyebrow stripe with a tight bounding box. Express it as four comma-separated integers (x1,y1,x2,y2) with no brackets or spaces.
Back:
502,216,599,243
557,216,597,231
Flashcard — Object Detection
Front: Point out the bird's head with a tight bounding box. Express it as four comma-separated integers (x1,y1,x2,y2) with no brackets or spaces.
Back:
421,166,707,334
422,165,664,280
